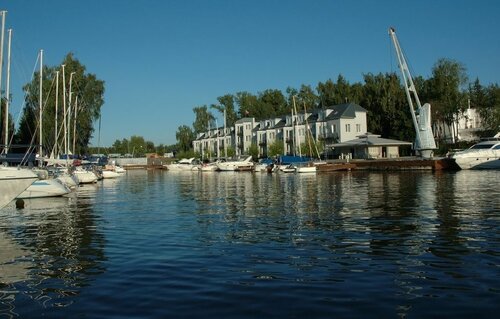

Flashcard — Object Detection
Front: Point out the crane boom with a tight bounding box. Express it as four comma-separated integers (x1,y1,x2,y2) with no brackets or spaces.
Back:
389,27,436,158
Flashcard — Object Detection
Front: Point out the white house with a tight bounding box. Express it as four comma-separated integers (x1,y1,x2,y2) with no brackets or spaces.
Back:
193,102,368,159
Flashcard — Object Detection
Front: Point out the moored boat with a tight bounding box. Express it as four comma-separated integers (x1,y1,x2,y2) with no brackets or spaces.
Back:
0,167,39,208
216,156,254,171
451,133,500,169
17,178,71,199
164,158,200,171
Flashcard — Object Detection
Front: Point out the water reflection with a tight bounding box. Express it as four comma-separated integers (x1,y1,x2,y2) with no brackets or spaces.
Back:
1,169,498,318
0,189,106,317
177,170,499,317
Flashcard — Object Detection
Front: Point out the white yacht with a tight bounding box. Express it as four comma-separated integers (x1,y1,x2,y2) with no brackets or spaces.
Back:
451,133,500,169
216,156,254,171
73,166,99,184
0,167,39,208
165,158,200,171
18,178,71,199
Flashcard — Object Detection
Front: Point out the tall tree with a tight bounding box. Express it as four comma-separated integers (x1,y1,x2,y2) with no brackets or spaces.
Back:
362,72,412,140
211,94,237,128
176,125,194,152
428,58,468,137
258,89,287,120
482,83,500,133
16,53,104,155
235,91,259,118
192,105,214,134
297,84,318,111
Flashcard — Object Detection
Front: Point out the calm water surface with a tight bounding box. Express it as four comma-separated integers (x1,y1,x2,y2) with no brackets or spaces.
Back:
0,170,499,318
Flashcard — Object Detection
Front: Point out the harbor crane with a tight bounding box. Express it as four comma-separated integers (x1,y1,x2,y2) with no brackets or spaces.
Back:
389,27,436,158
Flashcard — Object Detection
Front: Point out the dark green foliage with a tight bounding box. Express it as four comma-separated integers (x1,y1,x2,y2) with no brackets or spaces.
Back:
14,53,104,155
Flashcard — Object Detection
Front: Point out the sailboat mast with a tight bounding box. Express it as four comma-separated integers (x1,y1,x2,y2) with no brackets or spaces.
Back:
62,64,67,156
0,11,5,152
39,49,43,158
3,28,11,154
223,109,227,158
54,70,59,157
67,72,75,155
72,96,78,154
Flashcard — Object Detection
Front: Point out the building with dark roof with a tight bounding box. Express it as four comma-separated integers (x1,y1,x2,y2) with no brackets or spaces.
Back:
193,102,369,159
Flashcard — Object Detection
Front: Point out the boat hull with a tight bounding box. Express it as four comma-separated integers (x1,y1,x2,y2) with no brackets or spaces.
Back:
18,179,71,199
0,167,38,208
453,156,500,170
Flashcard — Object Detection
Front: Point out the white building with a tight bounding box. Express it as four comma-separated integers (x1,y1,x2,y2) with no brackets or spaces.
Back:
434,106,484,143
193,102,368,158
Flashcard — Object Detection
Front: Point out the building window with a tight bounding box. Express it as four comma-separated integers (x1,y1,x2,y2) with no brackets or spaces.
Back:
356,124,361,132
346,124,351,132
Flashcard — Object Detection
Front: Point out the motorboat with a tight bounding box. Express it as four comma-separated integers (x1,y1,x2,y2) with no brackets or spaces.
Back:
0,167,39,208
254,159,273,172
216,156,254,171
200,162,218,172
18,178,71,199
295,162,317,173
451,133,500,169
101,164,123,178
164,158,200,171
73,166,99,184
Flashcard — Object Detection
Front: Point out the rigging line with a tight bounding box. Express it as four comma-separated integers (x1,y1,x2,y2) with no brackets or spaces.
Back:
7,54,41,148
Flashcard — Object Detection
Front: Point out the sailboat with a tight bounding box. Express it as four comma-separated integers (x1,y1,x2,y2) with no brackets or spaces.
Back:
294,98,318,173
0,167,38,208
0,12,38,208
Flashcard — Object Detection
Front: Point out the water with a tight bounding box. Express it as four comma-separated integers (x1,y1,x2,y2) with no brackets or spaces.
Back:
0,170,499,318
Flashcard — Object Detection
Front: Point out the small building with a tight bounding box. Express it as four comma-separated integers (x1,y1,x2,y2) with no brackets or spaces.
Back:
330,133,412,159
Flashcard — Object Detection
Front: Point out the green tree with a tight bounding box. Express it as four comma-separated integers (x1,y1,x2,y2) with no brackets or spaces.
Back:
16,53,105,155
211,94,237,128
469,79,500,134
316,79,336,107
428,58,468,139
235,91,259,118
297,84,319,110
248,143,259,160
192,105,215,134
129,135,147,156
176,125,194,152
267,140,284,157
361,72,411,140
258,89,287,120
483,83,500,133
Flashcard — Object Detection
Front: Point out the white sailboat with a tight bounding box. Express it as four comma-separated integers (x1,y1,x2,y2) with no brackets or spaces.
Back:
17,178,70,199
0,166,38,208
0,12,38,208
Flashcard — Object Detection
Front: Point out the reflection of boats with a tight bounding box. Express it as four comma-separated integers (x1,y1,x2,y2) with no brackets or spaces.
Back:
165,158,200,171
0,232,32,283
18,178,71,199
451,133,500,169
0,167,39,209
216,156,254,171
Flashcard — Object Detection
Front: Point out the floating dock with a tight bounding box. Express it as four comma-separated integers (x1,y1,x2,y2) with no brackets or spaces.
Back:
347,157,459,171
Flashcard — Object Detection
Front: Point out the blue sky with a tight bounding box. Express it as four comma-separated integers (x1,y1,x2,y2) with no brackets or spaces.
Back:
2,0,499,147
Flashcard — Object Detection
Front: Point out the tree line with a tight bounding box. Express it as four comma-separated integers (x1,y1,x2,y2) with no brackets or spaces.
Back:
2,55,498,159
176,58,500,156
1,53,104,156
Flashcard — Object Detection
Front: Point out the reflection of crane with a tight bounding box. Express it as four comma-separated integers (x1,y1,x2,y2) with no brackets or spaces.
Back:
389,27,436,158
